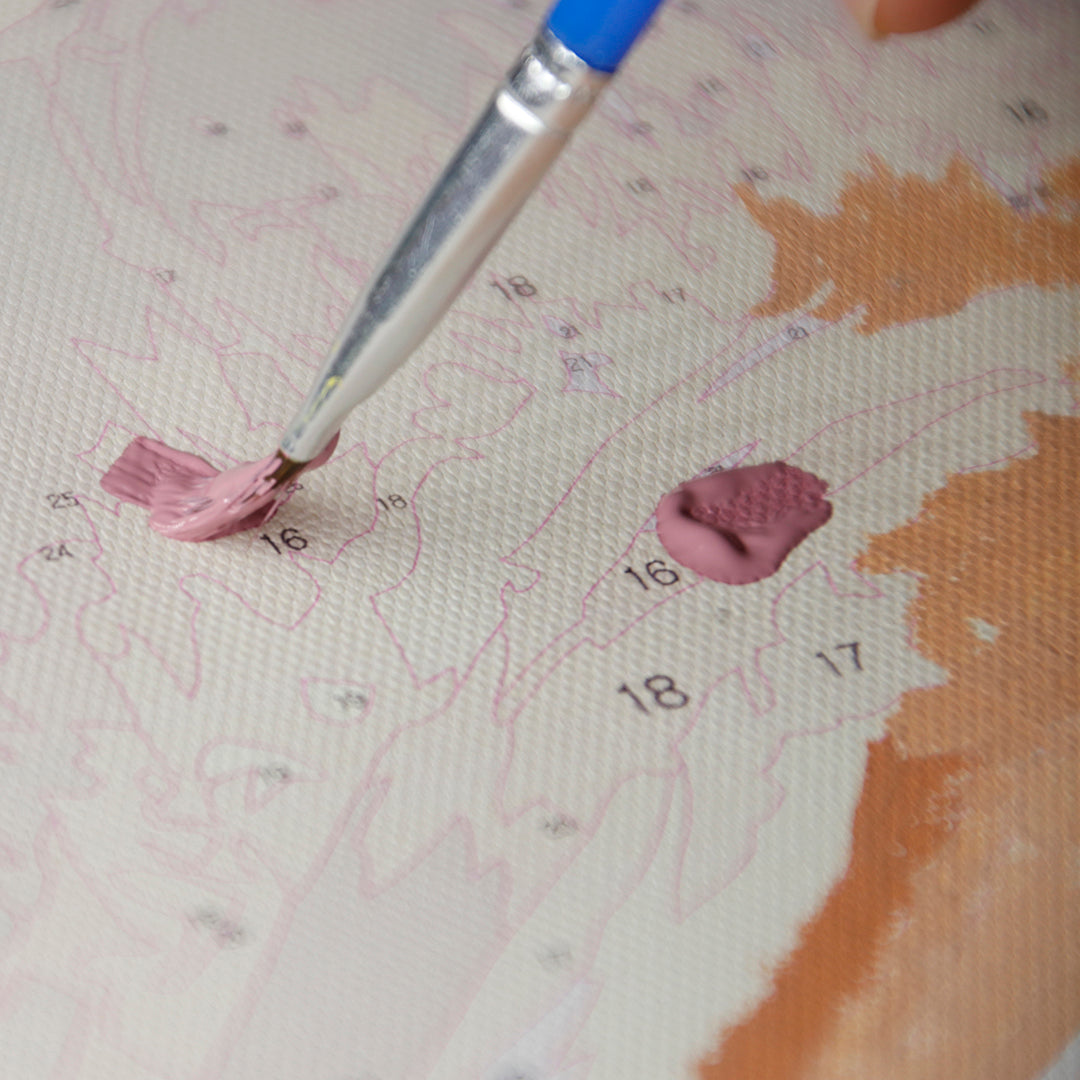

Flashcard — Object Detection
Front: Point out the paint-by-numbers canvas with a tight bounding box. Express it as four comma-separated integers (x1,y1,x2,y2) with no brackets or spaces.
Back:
0,0,1076,1077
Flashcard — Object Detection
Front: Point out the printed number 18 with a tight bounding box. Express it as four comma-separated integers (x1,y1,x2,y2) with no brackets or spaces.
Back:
617,675,689,713
492,275,537,301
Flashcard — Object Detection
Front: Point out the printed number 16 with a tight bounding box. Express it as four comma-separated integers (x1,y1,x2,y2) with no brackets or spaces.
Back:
624,560,680,589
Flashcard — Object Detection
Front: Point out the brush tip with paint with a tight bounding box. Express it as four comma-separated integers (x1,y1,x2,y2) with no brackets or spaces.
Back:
101,435,337,542
100,0,664,541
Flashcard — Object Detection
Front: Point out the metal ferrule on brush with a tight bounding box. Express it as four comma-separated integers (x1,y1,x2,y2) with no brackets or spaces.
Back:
278,29,609,463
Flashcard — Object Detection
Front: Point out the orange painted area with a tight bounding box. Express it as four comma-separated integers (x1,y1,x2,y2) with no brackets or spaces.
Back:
858,412,1079,763
1047,158,1080,202
698,411,1080,1079
698,737,965,1080
737,156,1080,332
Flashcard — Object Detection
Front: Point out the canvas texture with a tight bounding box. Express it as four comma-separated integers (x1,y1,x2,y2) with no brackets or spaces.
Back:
0,0,1076,1077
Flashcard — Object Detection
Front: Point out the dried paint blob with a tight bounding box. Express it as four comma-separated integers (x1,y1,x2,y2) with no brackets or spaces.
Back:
655,462,831,585
101,433,338,542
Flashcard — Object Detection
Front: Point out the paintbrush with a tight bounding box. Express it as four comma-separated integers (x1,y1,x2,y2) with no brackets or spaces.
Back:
102,0,665,540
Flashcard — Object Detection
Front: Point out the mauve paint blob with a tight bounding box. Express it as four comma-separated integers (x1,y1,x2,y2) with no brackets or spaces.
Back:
655,461,832,585
101,433,338,542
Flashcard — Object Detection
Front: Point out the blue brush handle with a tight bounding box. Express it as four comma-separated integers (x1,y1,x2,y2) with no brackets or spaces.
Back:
546,0,665,72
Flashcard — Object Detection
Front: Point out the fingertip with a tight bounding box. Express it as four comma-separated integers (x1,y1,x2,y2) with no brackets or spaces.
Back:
842,0,982,38
840,0,886,39
874,0,981,35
